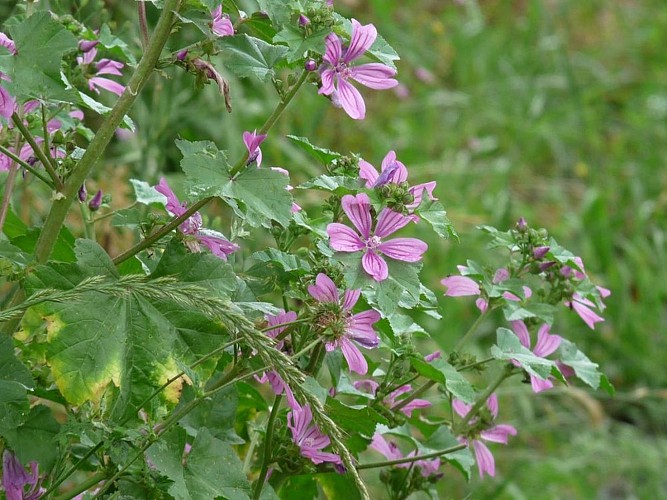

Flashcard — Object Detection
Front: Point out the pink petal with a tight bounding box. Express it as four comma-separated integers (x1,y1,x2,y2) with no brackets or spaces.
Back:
597,286,611,298
475,298,489,313
358,159,379,187
510,320,531,349
375,208,412,238
318,68,336,95
336,77,366,120
344,19,377,62
350,63,398,89
481,424,517,444
370,433,403,461
197,234,239,260
327,223,365,252
362,250,388,281
89,77,124,96
530,375,554,393
377,238,427,262
342,289,361,311
408,181,437,207
487,394,499,418
441,276,480,297
340,337,368,374
308,273,340,303
381,151,408,182
569,297,604,329
472,440,496,478
341,193,372,239
396,398,432,417
322,32,342,66
533,324,562,357
155,178,186,217
95,58,124,76
347,311,380,348
452,399,471,418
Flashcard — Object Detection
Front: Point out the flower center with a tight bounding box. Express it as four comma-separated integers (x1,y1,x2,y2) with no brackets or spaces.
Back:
366,235,382,250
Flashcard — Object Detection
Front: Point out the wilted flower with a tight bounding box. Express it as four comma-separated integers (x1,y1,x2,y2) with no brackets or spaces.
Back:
453,394,517,478
155,178,238,260
287,402,342,465
308,273,380,374
327,193,427,281
319,19,398,119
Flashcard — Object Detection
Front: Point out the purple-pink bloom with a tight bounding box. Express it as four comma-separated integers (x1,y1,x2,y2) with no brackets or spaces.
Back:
565,293,605,330
308,273,380,374
256,310,297,407
77,47,125,96
0,32,16,119
319,19,397,119
510,320,562,393
327,193,427,281
453,394,517,478
370,433,441,478
288,402,342,465
359,150,437,210
353,380,432,417
155,177,238,260
2,451,44,500
243,130,267,167
210,5,234,37
441,275,480,297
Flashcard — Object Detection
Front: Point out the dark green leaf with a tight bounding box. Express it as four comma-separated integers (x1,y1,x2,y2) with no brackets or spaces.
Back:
3,405,60,472
219,34,289,81
421,425,474,480
274,25,328,62
287,135,342,165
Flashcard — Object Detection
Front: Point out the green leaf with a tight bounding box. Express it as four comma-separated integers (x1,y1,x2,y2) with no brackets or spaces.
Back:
280,475,318,500
77,91,135,130
146,427,190,499
218,34,288,82
410,357,476,404
421,425,474,480
178,139,293,227
242,12,278,43
490,328,554,379
502,301,557,324
415,198,457,240
3,405,60,472
287,135,342,165
3,12,77,101
0,240,30,274
558,339,605,390
274,25,329,62
185,428,252,499
24,240,230,420
318,473,362,500
251,248,311,274
299,175,360,194
256,0,292,29
178,386,243,444
325,398,387,437
130,178,168,205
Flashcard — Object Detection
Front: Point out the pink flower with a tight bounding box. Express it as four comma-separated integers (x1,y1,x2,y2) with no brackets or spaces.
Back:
256,310,297,406
2,450,45,500
354,380,431,417
77,47,125,96
154,178,238,260
565,293,605,330
359,150,437,210
510,321,562,393
327,193,427,281
453,394,517,478
308,273,380,374
210,5,234,37
370,433,441,478
288,402,342,465
243,130,267,167
441,275,480,297
319,19,398,119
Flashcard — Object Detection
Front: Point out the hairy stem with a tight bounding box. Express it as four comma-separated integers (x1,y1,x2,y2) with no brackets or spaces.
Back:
0,144,53,186
11,113,63,190
356,444,467,470
390,380,435,413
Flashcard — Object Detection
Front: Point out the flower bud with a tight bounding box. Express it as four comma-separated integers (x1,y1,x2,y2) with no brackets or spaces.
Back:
516,217,528,231
176,49,188,61
78,39,99,52
304,58,317,72
533,246,550,260
78,184,87,202
539,261,556,272
88,190,102,211
298,14,310,26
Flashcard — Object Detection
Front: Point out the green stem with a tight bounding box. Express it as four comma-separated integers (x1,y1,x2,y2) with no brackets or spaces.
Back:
302,340,324,373
32,0,181,265
0,144,53,187
356,444,467,470
40,103,57,174
0,135,21,234
43,443,104,498
55,471,106,500
112,68,309,266
454,309,490,352
455,364,514,433
79,203,94,240
11,113,63,191
252,394,283,500
457,357,494,372
390,380,435,413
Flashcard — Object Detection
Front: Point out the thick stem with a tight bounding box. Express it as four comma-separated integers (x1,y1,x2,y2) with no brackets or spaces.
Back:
138,0,149,49
32,0,181,264
252,394,283,500
11,113,63,191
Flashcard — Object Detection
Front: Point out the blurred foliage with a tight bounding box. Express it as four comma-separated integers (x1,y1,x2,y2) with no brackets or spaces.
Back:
43,0,667,496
